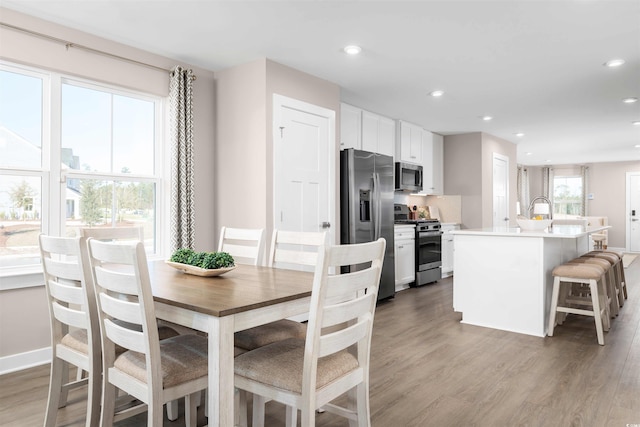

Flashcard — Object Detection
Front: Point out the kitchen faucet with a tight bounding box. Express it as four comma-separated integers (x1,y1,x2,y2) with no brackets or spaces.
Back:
527,196,553,220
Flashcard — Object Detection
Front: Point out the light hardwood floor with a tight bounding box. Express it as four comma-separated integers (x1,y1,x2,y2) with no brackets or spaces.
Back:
1,257,638,426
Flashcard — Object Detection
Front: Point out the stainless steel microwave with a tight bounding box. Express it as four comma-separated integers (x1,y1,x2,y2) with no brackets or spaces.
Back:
395,162,423,192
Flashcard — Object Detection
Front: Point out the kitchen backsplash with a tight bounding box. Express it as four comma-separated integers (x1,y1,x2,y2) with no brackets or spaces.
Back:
402,194,462,224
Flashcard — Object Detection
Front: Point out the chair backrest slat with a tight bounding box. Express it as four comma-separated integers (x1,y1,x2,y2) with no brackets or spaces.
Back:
268,230,327,271
318,316,370,358
51,301,88,330
103,318,146,354
47,279,84,306
218,226,265,266
80,226,144,242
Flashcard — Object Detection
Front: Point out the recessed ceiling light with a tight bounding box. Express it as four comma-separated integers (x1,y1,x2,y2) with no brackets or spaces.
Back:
633,121,640,126
623,97,638,104
429,90,444,97
343,45,362,55
545,159,552,163
514,132,525,137
526,152,533,156
604,58,625,67
635,145,640,148
481,115,493,121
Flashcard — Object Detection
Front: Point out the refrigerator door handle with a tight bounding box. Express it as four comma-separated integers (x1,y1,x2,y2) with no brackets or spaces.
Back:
373,172,382,240
370,173,376,241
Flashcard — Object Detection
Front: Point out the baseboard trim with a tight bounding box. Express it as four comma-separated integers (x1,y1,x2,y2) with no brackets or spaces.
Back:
0,347,51,375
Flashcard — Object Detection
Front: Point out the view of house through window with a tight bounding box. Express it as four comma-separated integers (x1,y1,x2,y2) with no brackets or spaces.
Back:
553,175,583,217
0,61,162,271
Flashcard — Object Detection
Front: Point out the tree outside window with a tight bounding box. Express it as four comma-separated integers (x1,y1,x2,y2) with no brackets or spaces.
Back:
553,176,583,217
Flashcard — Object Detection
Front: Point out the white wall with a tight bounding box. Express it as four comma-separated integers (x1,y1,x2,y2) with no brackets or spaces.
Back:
213,58,341,246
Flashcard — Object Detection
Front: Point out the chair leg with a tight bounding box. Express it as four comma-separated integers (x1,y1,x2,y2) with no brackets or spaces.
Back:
547,277,561,336
590,279,605,345
237,389,248,427
100,381,117,427
44,358,64,427
355,381,370,427
252,395,266,427
286,406,298,427
86,368,101,427
166,399,178,421
185,392,199,427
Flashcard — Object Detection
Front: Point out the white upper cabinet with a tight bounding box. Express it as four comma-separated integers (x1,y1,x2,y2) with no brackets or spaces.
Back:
414,130,444,195
340,103,395,157
396,120,423,164
362,110,395,157
340,103,362,150
431,133,444,195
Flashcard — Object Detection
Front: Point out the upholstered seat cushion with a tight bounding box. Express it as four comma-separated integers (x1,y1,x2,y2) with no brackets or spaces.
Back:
114,334,208,388
234,337,359,394
583,252,619,265
61,325,179,355
570,257,610,270
553,263,604,280
234,319,306,351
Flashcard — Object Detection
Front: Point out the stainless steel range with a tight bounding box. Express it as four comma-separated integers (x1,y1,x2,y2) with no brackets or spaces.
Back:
394,204,442,286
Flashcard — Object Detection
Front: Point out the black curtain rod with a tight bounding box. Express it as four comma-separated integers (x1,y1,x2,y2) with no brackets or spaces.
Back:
0,21,196,80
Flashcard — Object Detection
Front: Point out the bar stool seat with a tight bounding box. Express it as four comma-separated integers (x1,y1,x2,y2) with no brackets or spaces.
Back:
548,262,609,345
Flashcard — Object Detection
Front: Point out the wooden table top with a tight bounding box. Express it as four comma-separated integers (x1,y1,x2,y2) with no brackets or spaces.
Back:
148,260,314,317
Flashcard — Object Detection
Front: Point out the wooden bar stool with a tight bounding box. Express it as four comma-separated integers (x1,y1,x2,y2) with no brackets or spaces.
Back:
548,262,609,345
570,256,618,317
585,250,628,303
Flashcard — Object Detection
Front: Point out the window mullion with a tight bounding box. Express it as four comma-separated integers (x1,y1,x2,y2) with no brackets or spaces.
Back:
48,73,63,236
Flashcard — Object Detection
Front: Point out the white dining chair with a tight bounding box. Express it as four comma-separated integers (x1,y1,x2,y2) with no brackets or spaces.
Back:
39,235,101,427
81,224,189,420
217,226,265,266
235,238,386,427
233,230,328,352
87,239,209,427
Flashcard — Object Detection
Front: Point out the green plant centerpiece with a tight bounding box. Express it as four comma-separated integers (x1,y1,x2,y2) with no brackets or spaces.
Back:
170,248,235,269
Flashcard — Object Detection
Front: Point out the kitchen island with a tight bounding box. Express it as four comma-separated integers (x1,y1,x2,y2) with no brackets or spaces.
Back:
452,224,610,337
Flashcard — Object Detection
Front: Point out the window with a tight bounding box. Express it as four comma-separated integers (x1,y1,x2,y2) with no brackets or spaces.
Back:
553,175,583,217
0,61,164,273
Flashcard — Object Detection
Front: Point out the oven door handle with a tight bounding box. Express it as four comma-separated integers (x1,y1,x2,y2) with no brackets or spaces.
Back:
418,231,443,237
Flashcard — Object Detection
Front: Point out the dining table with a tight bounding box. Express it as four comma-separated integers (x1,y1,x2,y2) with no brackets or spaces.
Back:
148,260,315,427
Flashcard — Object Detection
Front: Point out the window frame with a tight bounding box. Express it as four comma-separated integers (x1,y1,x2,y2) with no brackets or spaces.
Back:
552,174,584,218
0,60,166,288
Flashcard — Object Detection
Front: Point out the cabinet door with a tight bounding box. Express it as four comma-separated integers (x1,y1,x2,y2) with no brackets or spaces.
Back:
431,133,444,195
421,130,434,193
361,110,378,153
362,111,395,157
377,116,395,157
340,103,361,150
394,239,415,285
397,121,423,164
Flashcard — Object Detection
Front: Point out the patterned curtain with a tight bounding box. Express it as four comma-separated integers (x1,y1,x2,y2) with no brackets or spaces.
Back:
517,165,529,217
169,66,195,251
581,166,589,216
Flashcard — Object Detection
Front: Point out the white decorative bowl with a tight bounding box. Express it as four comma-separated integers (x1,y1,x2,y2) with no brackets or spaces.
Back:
516,219,553,231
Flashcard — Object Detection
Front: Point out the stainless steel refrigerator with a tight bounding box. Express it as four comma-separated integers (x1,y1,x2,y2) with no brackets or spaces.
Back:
340,149,395,300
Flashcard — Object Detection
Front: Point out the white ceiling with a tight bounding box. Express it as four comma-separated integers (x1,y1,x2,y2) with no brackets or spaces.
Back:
3,0,639,166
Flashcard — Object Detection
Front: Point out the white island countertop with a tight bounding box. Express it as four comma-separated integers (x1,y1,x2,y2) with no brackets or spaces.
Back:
452,224,609,239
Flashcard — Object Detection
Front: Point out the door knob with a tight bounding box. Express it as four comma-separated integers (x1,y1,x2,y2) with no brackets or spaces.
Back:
321,221,331,228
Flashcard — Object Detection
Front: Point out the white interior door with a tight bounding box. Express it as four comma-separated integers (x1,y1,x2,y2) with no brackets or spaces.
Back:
627,172,640,252
493,153,509,227
273,94,335,248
